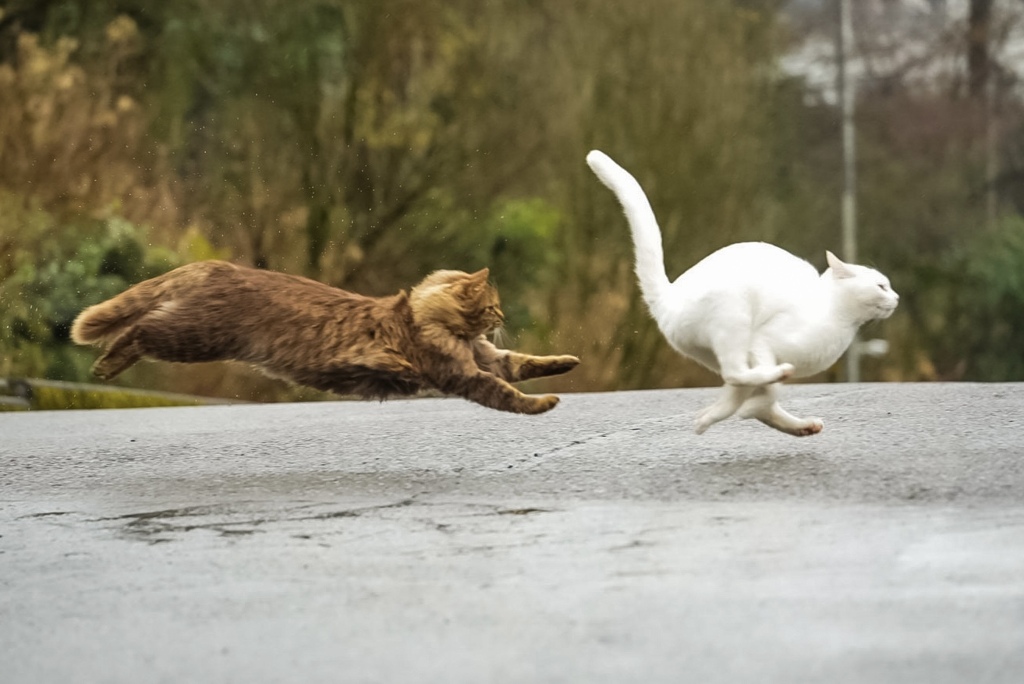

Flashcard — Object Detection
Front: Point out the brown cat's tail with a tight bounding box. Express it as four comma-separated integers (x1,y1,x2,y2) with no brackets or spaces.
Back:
70,280,162,346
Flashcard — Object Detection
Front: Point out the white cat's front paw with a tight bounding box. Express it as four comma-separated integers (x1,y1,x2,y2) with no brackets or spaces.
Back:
694,403,723,434
694,416,711,435
777,363,796,380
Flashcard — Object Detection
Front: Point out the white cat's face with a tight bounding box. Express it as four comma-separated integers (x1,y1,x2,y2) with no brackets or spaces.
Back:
850,267,899,319
825,251,899,320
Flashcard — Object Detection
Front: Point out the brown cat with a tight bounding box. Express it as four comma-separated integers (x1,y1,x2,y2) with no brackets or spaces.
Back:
70,260,579,414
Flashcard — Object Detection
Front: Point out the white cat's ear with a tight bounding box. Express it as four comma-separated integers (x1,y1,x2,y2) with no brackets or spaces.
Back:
826,251,856,279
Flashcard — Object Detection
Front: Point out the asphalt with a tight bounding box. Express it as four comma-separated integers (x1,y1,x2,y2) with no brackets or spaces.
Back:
2,382,1023,683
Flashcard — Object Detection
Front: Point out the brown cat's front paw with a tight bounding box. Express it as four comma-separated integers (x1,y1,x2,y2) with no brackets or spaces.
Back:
547,355,580,375
519,354,580,381
523,394,560,414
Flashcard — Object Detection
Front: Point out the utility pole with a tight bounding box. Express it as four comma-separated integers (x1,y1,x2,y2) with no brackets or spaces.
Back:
836,0,860,382
986,74,998,230
967,0,997,228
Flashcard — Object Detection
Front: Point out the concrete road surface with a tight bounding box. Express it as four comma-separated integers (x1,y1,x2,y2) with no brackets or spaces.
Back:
2,382,1023,683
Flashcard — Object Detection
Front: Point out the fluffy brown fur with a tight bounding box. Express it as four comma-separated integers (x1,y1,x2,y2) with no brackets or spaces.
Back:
71,260,579,414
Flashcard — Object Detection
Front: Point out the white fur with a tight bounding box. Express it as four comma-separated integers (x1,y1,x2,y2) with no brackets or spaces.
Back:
586,149,899,436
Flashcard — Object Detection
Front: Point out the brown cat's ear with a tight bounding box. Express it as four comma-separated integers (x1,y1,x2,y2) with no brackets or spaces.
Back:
459,268,489,294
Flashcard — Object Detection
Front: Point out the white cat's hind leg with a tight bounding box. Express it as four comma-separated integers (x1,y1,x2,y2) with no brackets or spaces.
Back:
738,385,823,437
712,332,794,387
695,385,755,434
721,362,795,387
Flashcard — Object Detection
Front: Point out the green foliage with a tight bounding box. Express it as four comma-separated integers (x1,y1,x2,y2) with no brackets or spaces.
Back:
0,377,223,410
26,385,205,410
177,226,231,262
901,216,1024,381
953,218,1024,380
2,0,1021,396
476,198,563,333
484,199,561,276
0,195,180,379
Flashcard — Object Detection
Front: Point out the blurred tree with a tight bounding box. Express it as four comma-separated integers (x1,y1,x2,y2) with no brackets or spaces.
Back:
767,0,1024,382
142,0,545,289
532,0,787,389
968,0,994,99
0,14,177,228
909,215,1024,381
9,0,1024,398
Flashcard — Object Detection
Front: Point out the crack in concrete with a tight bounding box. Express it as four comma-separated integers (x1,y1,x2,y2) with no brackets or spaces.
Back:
100,497,552,543
526,414,682,464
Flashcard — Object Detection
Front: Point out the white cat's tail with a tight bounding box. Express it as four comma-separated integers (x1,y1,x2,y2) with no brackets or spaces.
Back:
586,150,671,312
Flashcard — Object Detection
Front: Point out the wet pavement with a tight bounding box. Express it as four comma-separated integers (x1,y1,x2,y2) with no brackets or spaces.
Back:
3,383,1024,683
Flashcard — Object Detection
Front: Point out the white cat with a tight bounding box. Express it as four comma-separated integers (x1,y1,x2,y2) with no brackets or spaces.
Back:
586,149,899,436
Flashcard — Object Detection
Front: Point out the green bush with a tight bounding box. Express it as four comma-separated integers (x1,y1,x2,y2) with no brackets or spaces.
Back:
930,217,1024,380
0,195,180,380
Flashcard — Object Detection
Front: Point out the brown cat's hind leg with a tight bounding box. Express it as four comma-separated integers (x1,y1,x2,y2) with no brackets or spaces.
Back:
91,328,145,380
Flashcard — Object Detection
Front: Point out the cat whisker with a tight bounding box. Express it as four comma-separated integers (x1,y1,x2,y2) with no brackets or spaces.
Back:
490,325,509,347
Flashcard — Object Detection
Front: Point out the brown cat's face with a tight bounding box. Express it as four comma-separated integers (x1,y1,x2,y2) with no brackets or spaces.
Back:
462,272,504,334
410,268,504,337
